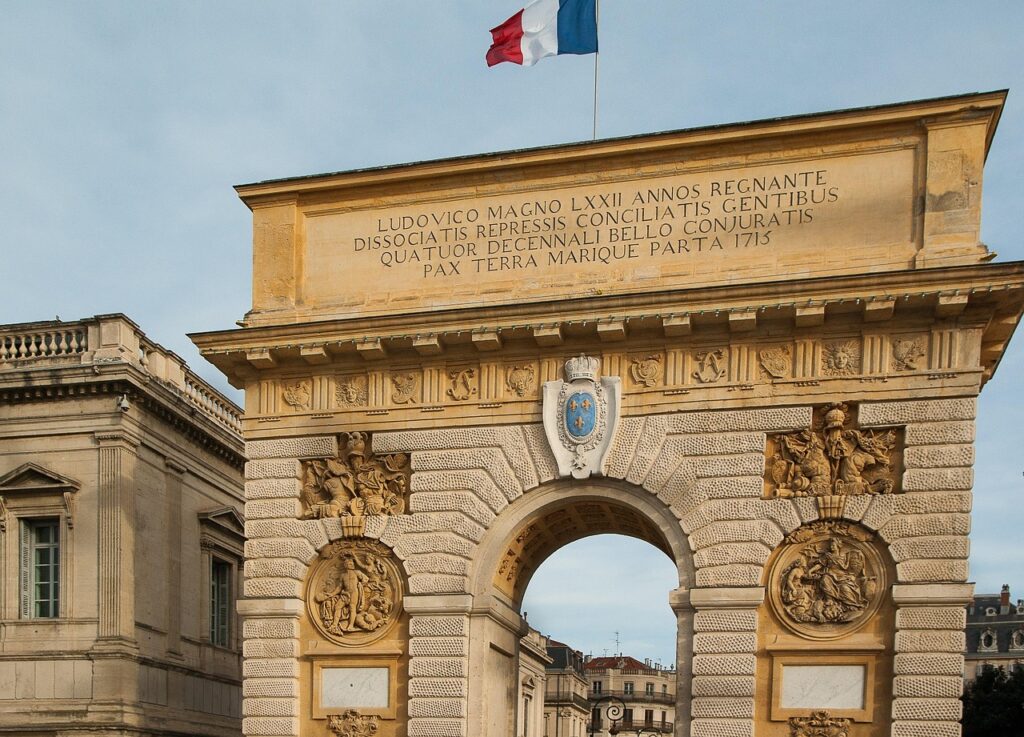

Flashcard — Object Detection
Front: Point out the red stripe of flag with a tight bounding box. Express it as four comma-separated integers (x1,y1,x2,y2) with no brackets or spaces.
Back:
486,10,525,67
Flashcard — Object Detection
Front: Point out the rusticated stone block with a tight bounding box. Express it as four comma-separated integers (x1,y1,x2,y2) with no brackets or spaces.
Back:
895,607,966,631
245,459,301,481
859,398,976,426
690,718,754,737
904,444,974,468
693,454,765,479
903,467,973,492
246,478,301,500
896,559,968,584
792,496,819,524
410,638,467,658
694,610,757,632
691,697,755,719
693,632,757,654
689,520,784,551
604,416,645,479
624,415,672,485
696,564,763,587
891,723,960,737
244,578,303,599
245,519,302,540
409,658,467,679
408,573,469,595
522,423,558,484
669,407,809,434
394,533,475,560
410,616,468,638
879,514,971,542
403,511,486,543
409,697,466,718
657,462,699,512
243,618,300,640
411,469,509,516
242,716,299,735
894,653,964,676
691,676,756,697
694,542,771,568
408,678,466,698
245,538,315,563
409,491,496,528
404,554,470,577
244,558,308,581
894,675,964,699
895,630,966,653
842,494,872,522
891,493,972,516
693,476,764,500
892,697,962,721
692,654,757,676
243,658,300,679
412,448,523,501
246,499,302,520
408,718,465,737
243,678,299,698
904,421,975,446
246,436,336,460
243,639,299,659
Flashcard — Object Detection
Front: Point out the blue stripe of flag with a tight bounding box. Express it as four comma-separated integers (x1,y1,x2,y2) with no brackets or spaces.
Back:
557,0,598,55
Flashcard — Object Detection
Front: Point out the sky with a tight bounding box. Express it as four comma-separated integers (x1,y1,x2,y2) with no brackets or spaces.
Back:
2,1,1022,664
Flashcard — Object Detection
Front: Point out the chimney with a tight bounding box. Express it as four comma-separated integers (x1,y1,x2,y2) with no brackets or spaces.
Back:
1001,584,1011,607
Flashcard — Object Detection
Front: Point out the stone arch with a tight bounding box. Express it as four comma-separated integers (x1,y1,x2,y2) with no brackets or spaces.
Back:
463,477,695,737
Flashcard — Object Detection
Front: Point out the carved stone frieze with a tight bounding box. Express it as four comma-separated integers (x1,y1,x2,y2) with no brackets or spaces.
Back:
788,711,851,737
506,364,536,397
336,375,368,407
327,710,381,737
282,380,312,411
308,539,402,646
765,403,901,498
821,341,861,376
300,432,410,519
892,336,926,371
390,372,419,404
693,349,726,383
629,354,662,387
447,367,478,401
770,521,883,640
759,346,792,379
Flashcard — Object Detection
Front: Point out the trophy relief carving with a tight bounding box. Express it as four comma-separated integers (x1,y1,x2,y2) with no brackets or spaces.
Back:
765,403,901,498
327,710,381,737
770,521,883,639
308,539,402,646
506,365,536,397
759,346,792,379
892,336,926,371
788,710,851,737
391,372,419,404
300,433,410,520
629,355,662,387
282,380,312,411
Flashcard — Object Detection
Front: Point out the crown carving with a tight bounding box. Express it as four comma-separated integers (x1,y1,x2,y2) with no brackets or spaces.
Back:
564,354,600,382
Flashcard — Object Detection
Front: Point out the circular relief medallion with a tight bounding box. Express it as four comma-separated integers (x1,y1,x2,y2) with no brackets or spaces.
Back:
306,539,403,646
768,522,884,640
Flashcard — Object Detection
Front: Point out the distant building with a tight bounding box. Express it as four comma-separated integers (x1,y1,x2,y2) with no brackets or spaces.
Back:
543,640,589,737
965,584,1024,681
584,656,676,735
518,626,552,737
0,315,245,735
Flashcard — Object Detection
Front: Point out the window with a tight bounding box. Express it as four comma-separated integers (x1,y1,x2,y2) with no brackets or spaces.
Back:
661,683,667,694
645,682,654,696
591,707,601,728
591,680,602,694
21,519,60,618
210,557,232,646
661,710,666,724
622,708,633,727
623,681,634,695
980,629,998,651
644,709,654,726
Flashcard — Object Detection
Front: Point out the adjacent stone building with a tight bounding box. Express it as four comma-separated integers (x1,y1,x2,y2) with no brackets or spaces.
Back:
0,314,245,735
964,585,1024,681
543,641,589,737
585,655,676,735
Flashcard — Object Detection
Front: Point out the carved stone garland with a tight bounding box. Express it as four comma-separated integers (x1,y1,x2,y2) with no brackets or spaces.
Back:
300,433,410,531
765,402,901,500
327,710,381,736
307,539,402,646
789,711,851,737
768,521,884,640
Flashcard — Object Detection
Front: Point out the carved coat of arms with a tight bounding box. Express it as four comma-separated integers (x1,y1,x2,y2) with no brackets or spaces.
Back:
542,355,621,479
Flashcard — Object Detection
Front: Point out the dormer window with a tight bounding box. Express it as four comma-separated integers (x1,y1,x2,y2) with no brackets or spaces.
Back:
980,628,998,652
1011,630,1024,651
986,607,997,616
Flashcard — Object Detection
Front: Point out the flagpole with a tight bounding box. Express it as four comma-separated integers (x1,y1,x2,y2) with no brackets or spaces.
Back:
592,0,600,140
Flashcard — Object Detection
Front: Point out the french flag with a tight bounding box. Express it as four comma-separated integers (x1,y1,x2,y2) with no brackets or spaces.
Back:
486,0,598,67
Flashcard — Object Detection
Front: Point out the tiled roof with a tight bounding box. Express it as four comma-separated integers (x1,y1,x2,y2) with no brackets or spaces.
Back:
585,656,649,671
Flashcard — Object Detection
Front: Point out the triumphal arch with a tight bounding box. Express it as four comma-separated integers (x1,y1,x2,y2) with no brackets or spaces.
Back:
193,91,1024,737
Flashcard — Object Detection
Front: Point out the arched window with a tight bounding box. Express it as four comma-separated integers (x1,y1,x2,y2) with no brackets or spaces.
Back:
980,628,998,652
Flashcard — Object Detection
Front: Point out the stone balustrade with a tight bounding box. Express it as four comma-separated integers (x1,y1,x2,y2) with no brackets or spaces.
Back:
0,314,241,432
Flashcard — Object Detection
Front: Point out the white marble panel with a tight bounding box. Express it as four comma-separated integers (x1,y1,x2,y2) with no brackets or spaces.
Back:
321,667,389,709
780,664,865,709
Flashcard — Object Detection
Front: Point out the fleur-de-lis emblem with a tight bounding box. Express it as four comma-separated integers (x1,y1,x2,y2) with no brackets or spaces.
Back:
570,399,578,411
582,398,591,410
574,415,585,430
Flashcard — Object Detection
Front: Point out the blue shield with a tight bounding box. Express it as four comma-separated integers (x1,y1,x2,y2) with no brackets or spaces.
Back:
564,391,597,438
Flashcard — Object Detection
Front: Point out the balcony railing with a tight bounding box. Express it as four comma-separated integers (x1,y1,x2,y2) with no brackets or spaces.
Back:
586,718,673,733
587,689,675,705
